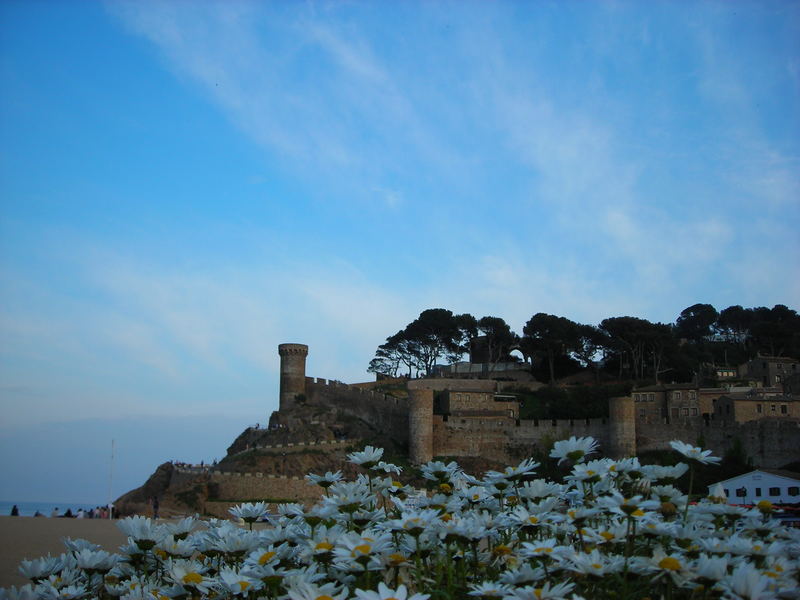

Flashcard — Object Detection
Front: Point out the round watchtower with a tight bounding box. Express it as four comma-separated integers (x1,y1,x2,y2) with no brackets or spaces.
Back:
607,396,636,459
278,343,308,412
408,384,434,464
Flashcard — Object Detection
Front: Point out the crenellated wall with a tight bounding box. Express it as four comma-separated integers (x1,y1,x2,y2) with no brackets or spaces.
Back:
432,415,612,462
174,468,325,506
305,377,410,445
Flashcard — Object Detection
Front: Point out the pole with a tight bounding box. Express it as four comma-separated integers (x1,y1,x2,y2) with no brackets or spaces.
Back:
108,439,114,519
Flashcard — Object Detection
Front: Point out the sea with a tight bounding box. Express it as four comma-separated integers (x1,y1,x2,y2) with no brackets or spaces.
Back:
0,501,106,518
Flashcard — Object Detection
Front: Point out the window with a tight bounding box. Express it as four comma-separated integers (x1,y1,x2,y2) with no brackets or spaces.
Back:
789,487,799,496
769,487,780,496
648,393,655,402
771,404,776,413
689,391,696,400
634,394,640,402
736,488,746,497
691,407,698,416
673,391,682,401
725,489,730,498
639,408,646,417
755,488,761,497
781,405,788,415
681,408,689,416
757,404,762,414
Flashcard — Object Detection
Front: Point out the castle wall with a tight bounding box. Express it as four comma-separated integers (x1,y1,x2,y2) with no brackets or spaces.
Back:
174,468,325,507
414,378,498,393
305,378,409,446
637,417,800,469
432,416,611,463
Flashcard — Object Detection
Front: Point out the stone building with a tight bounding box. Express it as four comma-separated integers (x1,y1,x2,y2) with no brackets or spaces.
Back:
740,356,800,388
632,384,727,422
713,390,799,423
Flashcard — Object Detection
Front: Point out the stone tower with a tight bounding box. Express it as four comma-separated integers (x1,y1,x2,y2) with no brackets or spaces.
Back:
408,382,434,464
278,343,308,412
607,396,636,459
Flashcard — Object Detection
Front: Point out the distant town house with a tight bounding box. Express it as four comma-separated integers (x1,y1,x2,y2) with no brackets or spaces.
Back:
713,389,798,423
708,470,800,506
741,356,799,388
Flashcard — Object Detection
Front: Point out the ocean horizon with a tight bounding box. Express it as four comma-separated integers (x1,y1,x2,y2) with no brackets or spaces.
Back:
0,501,109,518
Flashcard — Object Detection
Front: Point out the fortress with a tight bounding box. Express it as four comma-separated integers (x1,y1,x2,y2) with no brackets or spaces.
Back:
116,342,800,516
273,343,800,469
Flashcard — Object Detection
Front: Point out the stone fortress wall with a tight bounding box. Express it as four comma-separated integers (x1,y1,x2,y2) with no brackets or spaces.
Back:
279,344,800,470
304,377,410,446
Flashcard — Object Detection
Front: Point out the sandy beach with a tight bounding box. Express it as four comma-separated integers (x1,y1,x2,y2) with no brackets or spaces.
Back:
0,516,127,588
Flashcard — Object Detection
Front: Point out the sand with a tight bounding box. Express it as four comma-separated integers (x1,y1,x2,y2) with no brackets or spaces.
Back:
0,516,127,588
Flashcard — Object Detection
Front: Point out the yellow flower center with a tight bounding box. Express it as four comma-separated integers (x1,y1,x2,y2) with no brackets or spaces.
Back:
316,596,334,600
314,542,333,552
528,516,539,524
533,547,552,554
587,470,595,476
493,545,512,556
388,553,407,565
440,513,452,522
353,544,371,555
658,557,682,571
238,581,250,591
592,563,603,569
534,588,543,599
259,551,277,564
632,509,645,517
600,531,615,541
182,572,203,585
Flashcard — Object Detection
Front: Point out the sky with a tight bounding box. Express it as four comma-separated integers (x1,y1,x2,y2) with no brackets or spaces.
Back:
1,1,798,504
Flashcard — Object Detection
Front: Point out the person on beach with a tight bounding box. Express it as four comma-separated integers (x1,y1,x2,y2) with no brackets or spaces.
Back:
10,505,19,516
50,507,60,518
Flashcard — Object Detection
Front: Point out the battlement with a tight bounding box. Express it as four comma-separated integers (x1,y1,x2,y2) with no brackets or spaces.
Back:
230,438,353,457
305,377,408,408
278,343,309,357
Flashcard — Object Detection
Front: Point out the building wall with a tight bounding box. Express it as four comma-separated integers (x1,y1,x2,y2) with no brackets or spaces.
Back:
708,471,800,505
745,357,800,387
714,396,799,423
443,390,519,419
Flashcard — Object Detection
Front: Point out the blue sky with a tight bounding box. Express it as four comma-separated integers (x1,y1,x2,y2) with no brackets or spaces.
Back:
1,1,798,504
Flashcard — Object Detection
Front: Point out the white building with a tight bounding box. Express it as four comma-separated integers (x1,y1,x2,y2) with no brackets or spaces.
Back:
708,470,800,505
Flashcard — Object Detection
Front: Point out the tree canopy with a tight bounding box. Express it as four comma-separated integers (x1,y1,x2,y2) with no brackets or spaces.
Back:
367,303,800,383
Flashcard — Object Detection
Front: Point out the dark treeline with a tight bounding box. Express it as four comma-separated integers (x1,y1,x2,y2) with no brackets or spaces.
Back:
368,304,800,385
